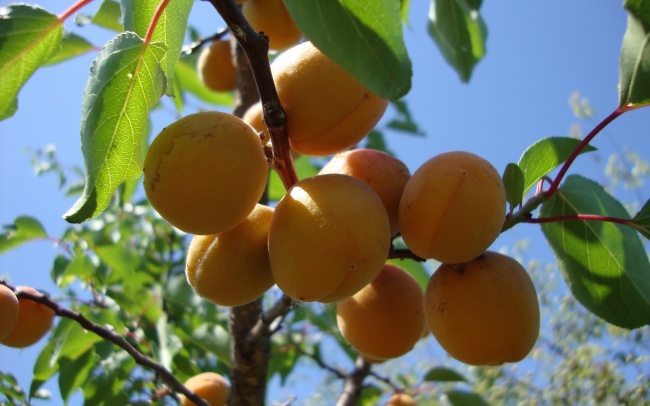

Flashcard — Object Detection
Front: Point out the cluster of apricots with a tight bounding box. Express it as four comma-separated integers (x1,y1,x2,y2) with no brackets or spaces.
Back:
144,37,541,404
0,285,55,348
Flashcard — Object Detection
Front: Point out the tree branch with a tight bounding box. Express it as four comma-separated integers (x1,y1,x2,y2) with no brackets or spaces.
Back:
336,356,372,406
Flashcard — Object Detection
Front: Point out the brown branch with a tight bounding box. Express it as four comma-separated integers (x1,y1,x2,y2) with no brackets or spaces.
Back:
181,27,230,56
0,281,208,406
336,356,372,406
388,247,426,262
248,294,294,342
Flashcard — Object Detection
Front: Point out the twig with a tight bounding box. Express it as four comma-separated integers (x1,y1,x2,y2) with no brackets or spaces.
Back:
336,356,372,406
248,294,295,343
181,28,230,56
0,281,208,406
388,247,426,262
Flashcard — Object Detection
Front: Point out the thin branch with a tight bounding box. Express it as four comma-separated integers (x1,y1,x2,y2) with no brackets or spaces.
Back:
336,356,372,406
296,345,347,380
248,294,294,343
181,28,230,56
388,247,426,262
0,281,208,406
58,0,94,21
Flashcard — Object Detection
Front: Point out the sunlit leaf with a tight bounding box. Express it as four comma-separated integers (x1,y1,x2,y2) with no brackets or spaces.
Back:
58,350,96,402
45,32,95,66
285,0,412,99
502,163,525,210
518,137,597,194
540,175,650,328
631,198,650,239
174,56,235,106
0,216,47,254
63,33,166,223
424,366,468,382
619,0,650,109
427,0,487,82
30,340,59,398
387,258,429,290
75,0,124,32
0,4,63,120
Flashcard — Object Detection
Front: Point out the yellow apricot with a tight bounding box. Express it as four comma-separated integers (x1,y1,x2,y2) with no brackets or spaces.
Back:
179,372,230,406
1,286,55,348
244,42,388,156
143,112,268,236
269,174,390,302
241,0,302,51
186,204,275,307
197,40,236,92
336,264,425,361
387,393,417,406
0,285,18,342
399,151,506,264
424,251,540,366
320,149,410,236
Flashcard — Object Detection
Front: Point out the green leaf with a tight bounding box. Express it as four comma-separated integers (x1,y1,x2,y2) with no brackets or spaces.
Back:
45,32,95,66
364,130,392,154
631,198,650,239
268,155,319,201
424,366,468,382
502,163,525,210
174,57,235,106
387,258,429,291
122,0,193,96
518,137,597,194
30,340,59,398
63,33,166,223
387,100,425,135
187,324,231,368
284,0,412,99
427,0,487,82
0,216,47,254
400,0,411,25
619,0,650,109
269,340,300,385
0,4,64,120
446,390,490,406
540,175,650,328
58,350,96,402
58,254,96,287
75,0,124,32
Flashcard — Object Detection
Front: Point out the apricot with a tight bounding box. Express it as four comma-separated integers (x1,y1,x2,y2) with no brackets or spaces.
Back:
424,251,540,366
186,204,275,307
179,372,230,406
197,40,236,92
1,286,55,348
336,264,425,361
387,393,417,406
269,174,390,302
320,149,410,236
399,151,506,264
143,112,268,236
243,42,389,156
241,0,302,51
0,285,18,342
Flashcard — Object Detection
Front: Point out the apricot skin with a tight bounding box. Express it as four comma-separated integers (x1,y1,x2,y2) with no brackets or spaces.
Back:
399,151,506,264
424,251,540,366
386,393,417,406
179,372,230,406
1,286,55,348
242,0,302,51
320,149,410,236
337,264,425,361
0,285,18,342
269,174,390,302
244,42,388,156
197,40,236,92
186,204,275,307
143,112,268,236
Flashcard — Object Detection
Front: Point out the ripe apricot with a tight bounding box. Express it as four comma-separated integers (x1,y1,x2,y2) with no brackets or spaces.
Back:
197,40,236,92
0,285,18,342
179,372,230,406
186,204,275,307
1,286,55,348
387,393,417,406
399,151,506,264
336,264,425,361
320,149,410,236
143,112,268,236
269,174,390,302
424,251,540,366
241,0,302,51
244,42,388,156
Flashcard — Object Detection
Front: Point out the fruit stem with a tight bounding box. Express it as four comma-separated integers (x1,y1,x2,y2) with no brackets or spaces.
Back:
0,280,208,406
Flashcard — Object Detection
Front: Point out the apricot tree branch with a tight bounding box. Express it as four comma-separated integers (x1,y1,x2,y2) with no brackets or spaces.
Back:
248,294,294,343
336,356,372,406
206,0,298,190
181,27,230,56
0,281,208,406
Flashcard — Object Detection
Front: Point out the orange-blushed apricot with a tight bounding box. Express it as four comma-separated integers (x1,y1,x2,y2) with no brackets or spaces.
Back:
336,263,425,361
269,174,390,302
1,286,55,348
0,285,18,342
386,393,417,406
241,0,302,51
197,40,237,92
179,372,230,406
186,204,275,307
399,151,506,264
424,251,540,366
320,149,410,236
143,112,268,236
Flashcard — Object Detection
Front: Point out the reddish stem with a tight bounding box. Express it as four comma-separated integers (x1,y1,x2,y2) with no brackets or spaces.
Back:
144,0,171,44
526,213,632,226
545,107,624,197
58,0,94,21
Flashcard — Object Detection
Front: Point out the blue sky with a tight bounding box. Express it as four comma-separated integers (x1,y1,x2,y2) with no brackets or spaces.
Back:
1,0,648,404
